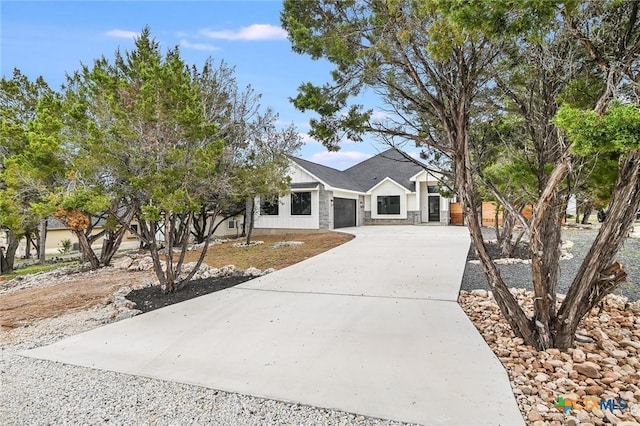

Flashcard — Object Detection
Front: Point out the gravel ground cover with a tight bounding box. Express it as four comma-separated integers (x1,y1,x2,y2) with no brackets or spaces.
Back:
460,225,640,300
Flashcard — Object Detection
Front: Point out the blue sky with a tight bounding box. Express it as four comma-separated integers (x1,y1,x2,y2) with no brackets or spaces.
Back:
1,0,420,170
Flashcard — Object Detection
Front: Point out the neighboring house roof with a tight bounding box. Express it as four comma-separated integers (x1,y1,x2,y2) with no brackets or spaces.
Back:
290,148,432,194
46,215,107,230
343,148,424,192
289,156,365,192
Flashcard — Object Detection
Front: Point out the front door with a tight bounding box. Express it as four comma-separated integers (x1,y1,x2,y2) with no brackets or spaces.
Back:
428,196,440,222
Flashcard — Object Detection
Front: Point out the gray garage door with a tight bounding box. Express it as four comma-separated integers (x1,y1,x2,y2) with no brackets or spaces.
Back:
334,198,356,228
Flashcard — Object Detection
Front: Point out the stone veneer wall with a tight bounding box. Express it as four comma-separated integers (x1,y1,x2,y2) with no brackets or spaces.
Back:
363,210,422,225
318,185,333,230
358,195,366,226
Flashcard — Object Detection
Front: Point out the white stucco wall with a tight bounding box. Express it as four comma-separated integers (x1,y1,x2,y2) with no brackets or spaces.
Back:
370,180,408,219
288,164,317,184
407,193,417,211
254,190,320,230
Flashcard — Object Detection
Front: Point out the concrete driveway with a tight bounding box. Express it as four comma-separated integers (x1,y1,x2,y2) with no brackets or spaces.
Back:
23,226,524,425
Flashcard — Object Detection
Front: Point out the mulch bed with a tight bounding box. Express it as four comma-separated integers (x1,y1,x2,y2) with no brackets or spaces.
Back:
467,240,530,261
126,276,253,314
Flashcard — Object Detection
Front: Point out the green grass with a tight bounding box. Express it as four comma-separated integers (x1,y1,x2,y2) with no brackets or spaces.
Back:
1,261,78,280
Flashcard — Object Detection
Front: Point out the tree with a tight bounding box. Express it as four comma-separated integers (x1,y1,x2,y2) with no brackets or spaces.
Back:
237,110,302,244
282,0,640,349
0,70,65,270
69,28,224,292
187,59,261,245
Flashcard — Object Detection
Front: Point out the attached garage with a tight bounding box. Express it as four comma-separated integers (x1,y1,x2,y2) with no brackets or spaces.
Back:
333,197,356,228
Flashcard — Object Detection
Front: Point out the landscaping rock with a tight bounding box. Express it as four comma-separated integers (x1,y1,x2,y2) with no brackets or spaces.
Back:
112,256,133,270
459,289,640,426
271,241,304,248
527,410,543,422
113,309,142,321
243,267,263,277
575,362,602,379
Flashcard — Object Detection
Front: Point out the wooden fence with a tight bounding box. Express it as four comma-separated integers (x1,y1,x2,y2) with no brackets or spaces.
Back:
481,202,534,227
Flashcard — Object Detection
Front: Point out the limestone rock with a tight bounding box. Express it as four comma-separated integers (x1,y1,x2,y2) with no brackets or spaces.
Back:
612,350,629,359
585,385,605,395
605,410,620,424
243,267,263,277
573,348,586,362
113,309,141,321
527,410,543,422
535,373,549,382
575,362,602,379
112,256,133,269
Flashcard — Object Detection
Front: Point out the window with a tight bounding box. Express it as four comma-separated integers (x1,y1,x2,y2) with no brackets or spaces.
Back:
228,219,236,229
127,224,138,239
377,195,401,215
291,192,312,215
427,185,439,194
260,196,279,215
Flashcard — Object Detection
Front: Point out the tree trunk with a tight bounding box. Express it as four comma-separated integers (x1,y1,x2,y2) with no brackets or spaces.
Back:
4,230,19,273
73,230,100,269
191,206,208,244
553,150,640,349
0,230,20,274
454,131,538,346
99,206,136,266
499,208,516,257
245,198,255,245
575,199,582,223
38,219,47,264
581,200,593,224
164,212,177,293
139,219,168,290
529,194,563,349
24,233,33,259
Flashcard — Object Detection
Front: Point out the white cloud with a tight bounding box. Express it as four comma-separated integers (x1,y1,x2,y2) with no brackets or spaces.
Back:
200,24,287,41
105,29,139,39
179,40,219,52
299,133,319,145
310,151,372,170
370,110,392,121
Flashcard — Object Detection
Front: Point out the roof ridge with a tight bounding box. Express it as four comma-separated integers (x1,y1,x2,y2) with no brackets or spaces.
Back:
289,155,346,173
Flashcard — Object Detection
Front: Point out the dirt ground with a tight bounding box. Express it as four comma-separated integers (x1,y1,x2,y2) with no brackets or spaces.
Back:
0,232,353,329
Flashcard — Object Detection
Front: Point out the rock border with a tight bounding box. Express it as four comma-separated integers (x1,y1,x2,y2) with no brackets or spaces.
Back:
460,288,640,425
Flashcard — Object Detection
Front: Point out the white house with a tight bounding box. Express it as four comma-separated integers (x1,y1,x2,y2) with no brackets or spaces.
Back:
252,148,453,232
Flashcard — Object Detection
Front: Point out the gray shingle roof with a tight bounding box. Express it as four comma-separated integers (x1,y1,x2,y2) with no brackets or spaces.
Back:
343,148,424,191
290,148,426,193
289,156,366,192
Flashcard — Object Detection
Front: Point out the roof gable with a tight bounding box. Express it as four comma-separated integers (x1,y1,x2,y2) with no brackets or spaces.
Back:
289,148,430,194
289,156,365,192
343,148,423,192
366,177,411,194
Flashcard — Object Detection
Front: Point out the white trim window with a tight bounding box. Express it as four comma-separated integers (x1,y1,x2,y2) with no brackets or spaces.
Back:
377,195,401,215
